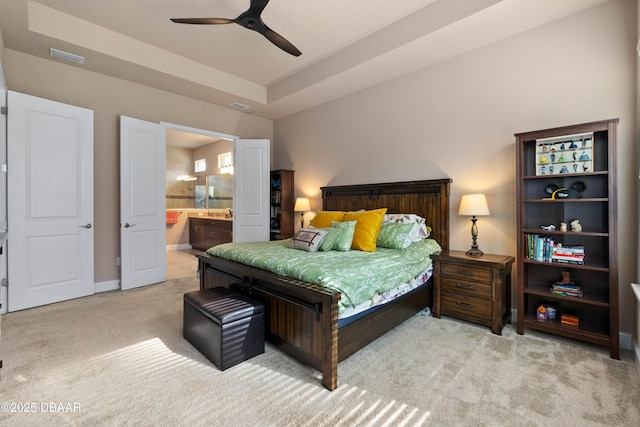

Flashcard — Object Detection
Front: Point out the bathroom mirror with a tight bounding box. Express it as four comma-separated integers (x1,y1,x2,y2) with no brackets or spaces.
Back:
207,174,233,210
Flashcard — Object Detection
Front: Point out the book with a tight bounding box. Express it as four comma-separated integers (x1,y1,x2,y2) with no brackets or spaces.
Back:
561,314,579,326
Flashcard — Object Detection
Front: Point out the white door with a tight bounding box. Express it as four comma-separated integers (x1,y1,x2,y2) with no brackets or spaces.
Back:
233,139,270,242
120,116,166,290
7,91,94,311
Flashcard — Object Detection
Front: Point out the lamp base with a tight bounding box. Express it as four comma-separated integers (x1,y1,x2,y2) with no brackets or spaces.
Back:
465,246,484,257
466,216,484,256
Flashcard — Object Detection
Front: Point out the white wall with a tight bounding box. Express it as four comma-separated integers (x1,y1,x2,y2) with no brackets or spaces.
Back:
0,24,6,314
274,0,638,335
634,0,640,371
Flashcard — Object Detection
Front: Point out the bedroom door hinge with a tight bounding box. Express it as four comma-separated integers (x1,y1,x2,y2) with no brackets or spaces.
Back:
0,106,6,115
1,164,7,173
1,278,7,287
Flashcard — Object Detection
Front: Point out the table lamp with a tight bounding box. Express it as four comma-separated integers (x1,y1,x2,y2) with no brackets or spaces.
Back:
294,197,311,228
458,194,490,256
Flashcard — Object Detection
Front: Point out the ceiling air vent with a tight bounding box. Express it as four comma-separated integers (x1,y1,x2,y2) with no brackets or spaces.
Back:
49,48,84,64
230,102,250,111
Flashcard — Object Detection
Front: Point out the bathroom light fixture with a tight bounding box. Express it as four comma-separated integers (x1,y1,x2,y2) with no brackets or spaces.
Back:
458,194,490,256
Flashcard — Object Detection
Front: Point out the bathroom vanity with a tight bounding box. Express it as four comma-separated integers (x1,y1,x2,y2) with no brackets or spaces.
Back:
189,217,232,251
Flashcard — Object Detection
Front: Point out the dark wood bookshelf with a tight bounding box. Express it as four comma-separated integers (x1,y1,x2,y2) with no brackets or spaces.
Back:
515,118,619,359
270,169,294,240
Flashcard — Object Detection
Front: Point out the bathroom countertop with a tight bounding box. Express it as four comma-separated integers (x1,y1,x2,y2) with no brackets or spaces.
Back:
187,213,232,221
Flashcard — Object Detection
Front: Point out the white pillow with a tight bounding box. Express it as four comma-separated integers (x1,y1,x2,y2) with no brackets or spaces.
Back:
383,214,430,242
288,228,328,253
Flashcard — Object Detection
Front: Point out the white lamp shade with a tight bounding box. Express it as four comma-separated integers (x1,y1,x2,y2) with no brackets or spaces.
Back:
458,194,490,216
294,197,311,212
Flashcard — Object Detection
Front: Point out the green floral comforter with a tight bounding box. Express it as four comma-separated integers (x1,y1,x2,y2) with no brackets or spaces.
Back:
206,239,442,313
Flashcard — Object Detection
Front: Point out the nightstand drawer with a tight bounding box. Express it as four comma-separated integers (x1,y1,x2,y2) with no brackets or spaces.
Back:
441,263,493,283
441,292,492,322
440,277,492,298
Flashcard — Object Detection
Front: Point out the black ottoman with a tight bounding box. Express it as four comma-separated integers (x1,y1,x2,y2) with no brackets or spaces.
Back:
183,287,265,370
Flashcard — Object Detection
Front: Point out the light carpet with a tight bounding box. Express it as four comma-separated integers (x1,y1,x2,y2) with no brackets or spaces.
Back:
1,273,639,426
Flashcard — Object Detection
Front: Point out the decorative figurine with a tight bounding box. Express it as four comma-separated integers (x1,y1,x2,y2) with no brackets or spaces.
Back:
550,153,556,162
572,151,577,161
540,155,548,164
550,165,555,174
570,219,582,232
558,271,573,285
579,151,590,161
569,141,578,149
558,154,567,163
541,165,546,175
573,164,578,172
560,165,569,173
541,224,556,231
537,305,548,321
559,222,567,232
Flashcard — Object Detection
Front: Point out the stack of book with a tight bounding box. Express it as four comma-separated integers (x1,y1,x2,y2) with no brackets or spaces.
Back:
524,235,587,265
524,234,555,262
552,245,585,265
550,282,583,297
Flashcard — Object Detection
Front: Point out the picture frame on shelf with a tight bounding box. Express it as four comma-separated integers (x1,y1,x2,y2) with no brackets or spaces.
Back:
535,132,594,176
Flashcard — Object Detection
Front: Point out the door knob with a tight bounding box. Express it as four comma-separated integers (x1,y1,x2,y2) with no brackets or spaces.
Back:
79,223,92,229
123,223,136,228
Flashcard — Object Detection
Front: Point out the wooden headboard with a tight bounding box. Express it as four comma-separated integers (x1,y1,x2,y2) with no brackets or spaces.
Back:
321,179,451,251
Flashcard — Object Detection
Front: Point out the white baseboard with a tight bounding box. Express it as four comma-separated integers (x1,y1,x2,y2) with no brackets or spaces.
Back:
166,244,192,251
619,332,633,352
634,340,640,378
94,280,120,293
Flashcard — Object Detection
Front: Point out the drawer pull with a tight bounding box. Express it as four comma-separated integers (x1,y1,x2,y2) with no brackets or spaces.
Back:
456,301,474,309
456,269,475,276
456,283,474,290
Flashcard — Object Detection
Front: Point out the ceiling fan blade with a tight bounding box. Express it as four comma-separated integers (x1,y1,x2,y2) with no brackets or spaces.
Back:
262,25,302,57
170,18,234,25
245,0,270,18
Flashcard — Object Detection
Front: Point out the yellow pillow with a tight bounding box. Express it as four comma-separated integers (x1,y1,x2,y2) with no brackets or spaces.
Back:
309,211,346,228
344,208,388,252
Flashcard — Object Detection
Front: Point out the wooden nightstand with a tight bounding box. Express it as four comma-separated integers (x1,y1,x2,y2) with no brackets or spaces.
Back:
430,250,515,335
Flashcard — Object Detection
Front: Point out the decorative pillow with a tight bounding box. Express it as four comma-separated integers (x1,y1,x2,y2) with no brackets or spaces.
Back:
343,208,388,252
288,228,328,253
383,213,430,242
376,222,416,249
308,226,343,251
330,220,357,251
309,211,346,228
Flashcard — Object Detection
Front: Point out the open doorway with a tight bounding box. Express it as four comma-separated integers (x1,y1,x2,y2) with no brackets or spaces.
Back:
163,123,237,261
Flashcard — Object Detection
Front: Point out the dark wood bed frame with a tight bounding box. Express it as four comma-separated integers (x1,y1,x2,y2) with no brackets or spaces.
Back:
196,179,451,390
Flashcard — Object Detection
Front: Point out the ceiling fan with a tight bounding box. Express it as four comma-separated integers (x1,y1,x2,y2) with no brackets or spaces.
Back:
171,0,301,57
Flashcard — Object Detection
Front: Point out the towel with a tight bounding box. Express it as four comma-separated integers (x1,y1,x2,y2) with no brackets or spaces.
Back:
166,210,179,225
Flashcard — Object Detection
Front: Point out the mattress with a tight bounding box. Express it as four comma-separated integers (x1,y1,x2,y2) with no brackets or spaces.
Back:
206,238,442,314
